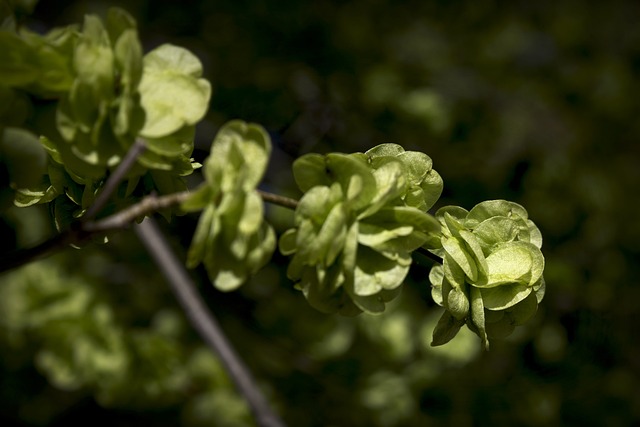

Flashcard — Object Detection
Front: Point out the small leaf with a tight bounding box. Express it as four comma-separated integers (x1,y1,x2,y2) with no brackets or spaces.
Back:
278,228,298,256
357,223,414,248
292,153,331,192
472,216,519,248
447,287,469,320
484,241,544,288
364,143,405,158
466,199,528,227
1,127,47,188
326,153,377,210
506,291,538,325
429,265,444,306
442,236,477,282
181,184,214,212
481,283,532,311
397,151,432,184
353,246,409,295
469,286,489,350
186,204,216,268
365,205,440,234
527,220,543,249
420,169,443,211
459,230,488,275
139,44,211,138
431,310,464,347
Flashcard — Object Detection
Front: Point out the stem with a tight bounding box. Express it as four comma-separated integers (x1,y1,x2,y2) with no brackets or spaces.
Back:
257,190,298,210
134,218,284,427
0,188,297,274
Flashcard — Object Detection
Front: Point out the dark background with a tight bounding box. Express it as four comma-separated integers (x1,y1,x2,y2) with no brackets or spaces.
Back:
1,0,639,425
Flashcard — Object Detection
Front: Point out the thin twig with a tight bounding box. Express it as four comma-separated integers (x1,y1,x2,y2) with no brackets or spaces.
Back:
257,190,298,210
414,247,444,264
83,138,147,221
134,218,285,427
0,189,295,274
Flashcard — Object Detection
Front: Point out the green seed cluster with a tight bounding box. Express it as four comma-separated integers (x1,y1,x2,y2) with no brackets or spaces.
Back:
429,200,546,349
2,8,210,228
183,121,276,291
279,144,443,315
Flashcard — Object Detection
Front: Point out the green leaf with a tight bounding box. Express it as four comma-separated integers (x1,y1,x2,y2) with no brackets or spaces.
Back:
365,205,440,234
357,223,414,248
113,28,143,90
420,169,443,211
506,291,539,325
447,287,469,320
442,236,477,282
215,120,272,190
358,158,406,217
397,151,432,184
481,283,532,311
364,143,405,158
278,228,298,256
472,216,519,248
186,204,217,268
469,286,489,350
353,246,409,296
459,230,488,276
105,7,137,46
431,310,464,347
1,127,47,188
237,191,264,236
527,219,543,248
534,276,546,303
466,199,528,227
74,15,114,95
139,44,211,138
0,31,39,85
484,241,544,288
429,265,444,306
326,153,377,210
292,153,331,192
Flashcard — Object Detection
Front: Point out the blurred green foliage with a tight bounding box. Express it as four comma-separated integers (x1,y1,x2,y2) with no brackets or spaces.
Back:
1,0,639,426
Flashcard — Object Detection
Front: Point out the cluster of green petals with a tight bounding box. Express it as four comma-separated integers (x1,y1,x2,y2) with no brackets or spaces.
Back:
2,8,211,227
429,200,546,349
279,144,442,315
183,121,275,291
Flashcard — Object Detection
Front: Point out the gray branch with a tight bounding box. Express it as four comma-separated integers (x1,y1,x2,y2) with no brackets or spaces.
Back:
134,218,285,427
